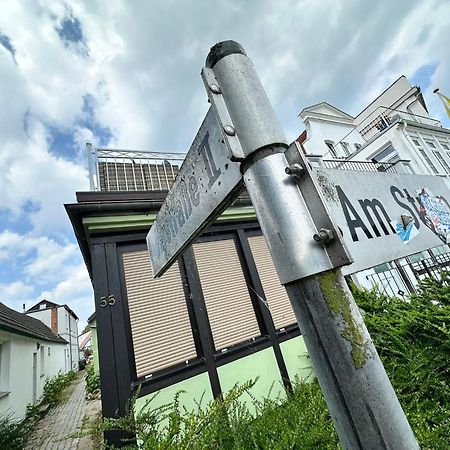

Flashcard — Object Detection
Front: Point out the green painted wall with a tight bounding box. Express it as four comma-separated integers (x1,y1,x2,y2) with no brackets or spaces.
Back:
217,347,285,414
135,372,213,418
280,336,315,383
134,337,314,421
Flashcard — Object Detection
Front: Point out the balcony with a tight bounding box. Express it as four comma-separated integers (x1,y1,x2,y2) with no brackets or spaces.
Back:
321,159,399,173
87,145,185,192
358,107,441,141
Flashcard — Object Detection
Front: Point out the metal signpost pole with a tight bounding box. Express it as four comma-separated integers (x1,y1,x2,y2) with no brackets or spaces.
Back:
205,41,419,450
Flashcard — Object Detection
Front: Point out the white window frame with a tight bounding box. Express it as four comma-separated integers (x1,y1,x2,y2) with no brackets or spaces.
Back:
324,140,337,158
40,345,45,377
0,341,11,396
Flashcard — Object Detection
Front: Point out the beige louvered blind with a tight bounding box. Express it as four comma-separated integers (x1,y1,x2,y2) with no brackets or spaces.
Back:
122,249,196,378
193,239,260,350
248,235,297,329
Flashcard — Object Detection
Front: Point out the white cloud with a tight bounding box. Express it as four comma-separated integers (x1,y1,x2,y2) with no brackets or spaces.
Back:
1,0,450,327
0,230,79,283
0,281,34,306
37,263,93,325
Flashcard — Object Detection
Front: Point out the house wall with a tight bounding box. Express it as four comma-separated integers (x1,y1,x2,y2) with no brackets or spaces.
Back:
303,118,363,157
27,306,79,372
26,309,52,330
0,330,66,420
354,76,428,125
134,336,312,418
57,307,79,371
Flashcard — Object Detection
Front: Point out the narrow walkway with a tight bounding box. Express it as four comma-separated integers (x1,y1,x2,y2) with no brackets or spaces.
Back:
25,372,101,450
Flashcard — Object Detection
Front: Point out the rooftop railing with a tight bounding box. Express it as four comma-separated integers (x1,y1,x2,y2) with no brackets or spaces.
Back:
321,159,399,173
87,144,186,191
358,107,441,141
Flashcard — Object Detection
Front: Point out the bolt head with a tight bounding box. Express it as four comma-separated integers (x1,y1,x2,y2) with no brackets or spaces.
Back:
224,125,236,136
210,84,221,94
313,228,335,245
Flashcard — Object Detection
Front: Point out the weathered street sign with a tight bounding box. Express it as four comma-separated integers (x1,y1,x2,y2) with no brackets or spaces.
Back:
313,168,450,274
147,107,243,277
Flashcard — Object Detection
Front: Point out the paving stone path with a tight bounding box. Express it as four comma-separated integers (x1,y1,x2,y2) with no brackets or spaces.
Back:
25,372,101,450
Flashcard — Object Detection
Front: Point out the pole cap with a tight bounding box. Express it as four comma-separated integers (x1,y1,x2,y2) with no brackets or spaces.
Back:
433,88,440,94
206,40,246,68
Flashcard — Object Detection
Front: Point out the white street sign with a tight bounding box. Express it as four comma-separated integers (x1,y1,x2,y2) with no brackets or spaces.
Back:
147,108,243,277
314,168,450,275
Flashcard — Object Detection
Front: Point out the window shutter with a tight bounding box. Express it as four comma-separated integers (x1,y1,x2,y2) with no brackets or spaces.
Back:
193,239,260,351
248,235,297,329
122,249,196,378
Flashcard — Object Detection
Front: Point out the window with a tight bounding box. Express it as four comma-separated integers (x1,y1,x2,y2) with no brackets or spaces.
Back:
440,142,449,151
0,341,11,395
402,162,415,174
48,347,51,356
248,235,297,329
425,140,436,148
324,140,337,158
40,346,45,376
411,137,439,173
417,148,439,174
372,144,396,162
341,142,351,156
433,151,450,174
193,239,260,351
122,249,197,378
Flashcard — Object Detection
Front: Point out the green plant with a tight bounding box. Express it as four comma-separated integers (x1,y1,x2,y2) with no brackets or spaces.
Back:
42,370,77,407
85,362,100,396
353,271,450,449
81,272,450,449
0,413,30,450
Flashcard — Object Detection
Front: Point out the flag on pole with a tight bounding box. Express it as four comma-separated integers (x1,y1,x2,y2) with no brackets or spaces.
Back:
433,88,450,119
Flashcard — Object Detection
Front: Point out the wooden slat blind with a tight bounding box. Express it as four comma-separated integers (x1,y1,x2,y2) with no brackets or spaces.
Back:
193,239,260,350
248,235,297,329
122,250,196,378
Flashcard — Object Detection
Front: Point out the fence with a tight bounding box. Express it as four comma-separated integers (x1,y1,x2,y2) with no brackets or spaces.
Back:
87,145,186,191
322,159,399,173
364,249,450,297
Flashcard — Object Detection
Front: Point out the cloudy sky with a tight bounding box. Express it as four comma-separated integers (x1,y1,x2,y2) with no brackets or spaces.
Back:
0,0,449,328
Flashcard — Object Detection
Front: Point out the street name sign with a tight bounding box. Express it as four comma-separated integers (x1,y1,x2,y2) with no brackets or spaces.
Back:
147,108,243,277
313,168,450,275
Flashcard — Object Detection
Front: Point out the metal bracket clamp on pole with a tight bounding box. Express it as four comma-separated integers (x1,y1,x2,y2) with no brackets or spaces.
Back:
205,40,419,450
202,47,351,284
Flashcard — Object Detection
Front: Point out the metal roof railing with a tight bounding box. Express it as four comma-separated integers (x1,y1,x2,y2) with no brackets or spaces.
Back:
87,144,186,191
322,159,399,173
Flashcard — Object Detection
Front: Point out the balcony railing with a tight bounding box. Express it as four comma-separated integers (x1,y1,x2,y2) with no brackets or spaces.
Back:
322,159,398,173
87,144,186,191
358,107,441,141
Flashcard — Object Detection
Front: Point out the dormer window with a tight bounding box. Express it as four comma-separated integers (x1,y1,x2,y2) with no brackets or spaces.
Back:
324,140,337,158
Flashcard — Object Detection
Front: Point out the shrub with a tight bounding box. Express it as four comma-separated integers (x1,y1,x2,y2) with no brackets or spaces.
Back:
353,271,450,449
85,362,100,396
84,272,450,449
42,370,76,407
0,413,30,450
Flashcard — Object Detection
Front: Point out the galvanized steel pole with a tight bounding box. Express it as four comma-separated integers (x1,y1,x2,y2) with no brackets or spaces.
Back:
205,41,419,450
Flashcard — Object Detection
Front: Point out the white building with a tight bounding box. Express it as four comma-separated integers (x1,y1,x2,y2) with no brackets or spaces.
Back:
0,302,67,420
297,76,450,295
26,300,79,372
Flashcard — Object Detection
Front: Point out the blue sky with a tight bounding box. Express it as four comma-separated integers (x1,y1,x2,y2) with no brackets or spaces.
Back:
0,0,449,328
